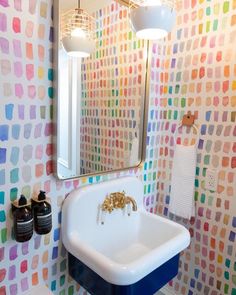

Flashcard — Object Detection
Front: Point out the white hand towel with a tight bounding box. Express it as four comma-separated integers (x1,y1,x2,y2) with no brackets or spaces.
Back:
169,144,197,220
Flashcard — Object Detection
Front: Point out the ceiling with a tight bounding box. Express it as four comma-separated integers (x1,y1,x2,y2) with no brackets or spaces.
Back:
60,0,112,13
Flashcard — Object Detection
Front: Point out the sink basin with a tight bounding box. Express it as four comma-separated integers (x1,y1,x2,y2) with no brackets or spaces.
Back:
62,177,190,294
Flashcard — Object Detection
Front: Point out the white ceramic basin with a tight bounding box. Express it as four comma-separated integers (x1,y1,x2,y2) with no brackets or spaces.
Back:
62,177,190,286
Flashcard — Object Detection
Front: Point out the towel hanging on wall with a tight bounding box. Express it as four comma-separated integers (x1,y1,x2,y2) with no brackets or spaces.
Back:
169,112,199,220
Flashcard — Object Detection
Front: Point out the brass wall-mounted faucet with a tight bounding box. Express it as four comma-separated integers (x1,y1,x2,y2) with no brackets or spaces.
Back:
101,191,137,214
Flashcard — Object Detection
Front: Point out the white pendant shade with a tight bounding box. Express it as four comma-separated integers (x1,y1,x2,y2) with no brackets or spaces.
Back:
130,0,176,40
62,36,96,58
61,8,96,58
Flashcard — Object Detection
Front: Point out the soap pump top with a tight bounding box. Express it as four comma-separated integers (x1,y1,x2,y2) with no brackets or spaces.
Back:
18,194,27,206
38,190,46,201
12,194,30,211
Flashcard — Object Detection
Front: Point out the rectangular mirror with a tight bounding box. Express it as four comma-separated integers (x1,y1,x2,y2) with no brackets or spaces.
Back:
53,0,150,179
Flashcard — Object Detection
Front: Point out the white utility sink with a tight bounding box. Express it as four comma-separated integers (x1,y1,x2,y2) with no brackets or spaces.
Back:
62,177,190,289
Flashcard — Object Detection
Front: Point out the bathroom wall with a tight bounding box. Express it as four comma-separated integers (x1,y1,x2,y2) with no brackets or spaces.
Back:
150,1,236,294
0,1,75,294
0,1,235,295
0,1,142,295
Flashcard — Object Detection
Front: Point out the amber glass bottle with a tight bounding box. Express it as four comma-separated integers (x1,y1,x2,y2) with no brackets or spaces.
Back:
13,195,33,242
32,191,52,235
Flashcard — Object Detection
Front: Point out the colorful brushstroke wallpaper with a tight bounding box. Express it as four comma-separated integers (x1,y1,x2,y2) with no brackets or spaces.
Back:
150,1,236,294
0,1,235,295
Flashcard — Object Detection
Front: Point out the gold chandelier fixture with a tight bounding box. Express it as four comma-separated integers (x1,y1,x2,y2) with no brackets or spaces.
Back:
61,0,96,57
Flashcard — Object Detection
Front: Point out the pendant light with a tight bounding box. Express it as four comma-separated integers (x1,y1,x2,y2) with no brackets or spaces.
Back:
130,0,176,40
61,0,96,57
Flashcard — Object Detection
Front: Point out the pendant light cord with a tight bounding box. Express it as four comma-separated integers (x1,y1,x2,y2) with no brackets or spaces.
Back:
78,0,80,8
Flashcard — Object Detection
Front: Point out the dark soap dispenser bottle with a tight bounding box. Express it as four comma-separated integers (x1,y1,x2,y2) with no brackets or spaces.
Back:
33,191,52,235
12,195,33,243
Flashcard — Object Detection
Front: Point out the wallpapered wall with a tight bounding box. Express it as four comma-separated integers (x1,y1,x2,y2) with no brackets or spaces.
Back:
151,1,236,294
0,1,141,295
0,1,235,295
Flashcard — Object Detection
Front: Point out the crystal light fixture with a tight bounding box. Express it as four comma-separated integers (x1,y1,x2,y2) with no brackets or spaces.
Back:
61,0,96,57
129,0,176,40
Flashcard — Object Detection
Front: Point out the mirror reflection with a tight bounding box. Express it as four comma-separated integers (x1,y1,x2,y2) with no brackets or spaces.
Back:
55,0,148,179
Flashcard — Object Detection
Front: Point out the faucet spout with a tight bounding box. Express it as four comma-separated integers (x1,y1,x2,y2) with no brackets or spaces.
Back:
125,196,137,212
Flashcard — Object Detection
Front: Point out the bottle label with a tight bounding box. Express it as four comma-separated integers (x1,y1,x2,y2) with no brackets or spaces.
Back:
16,219,33,237
36,212,52,230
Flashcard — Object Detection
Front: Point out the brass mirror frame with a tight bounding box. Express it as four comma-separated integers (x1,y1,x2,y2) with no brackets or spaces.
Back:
117,0,130,5
53,0,151,179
